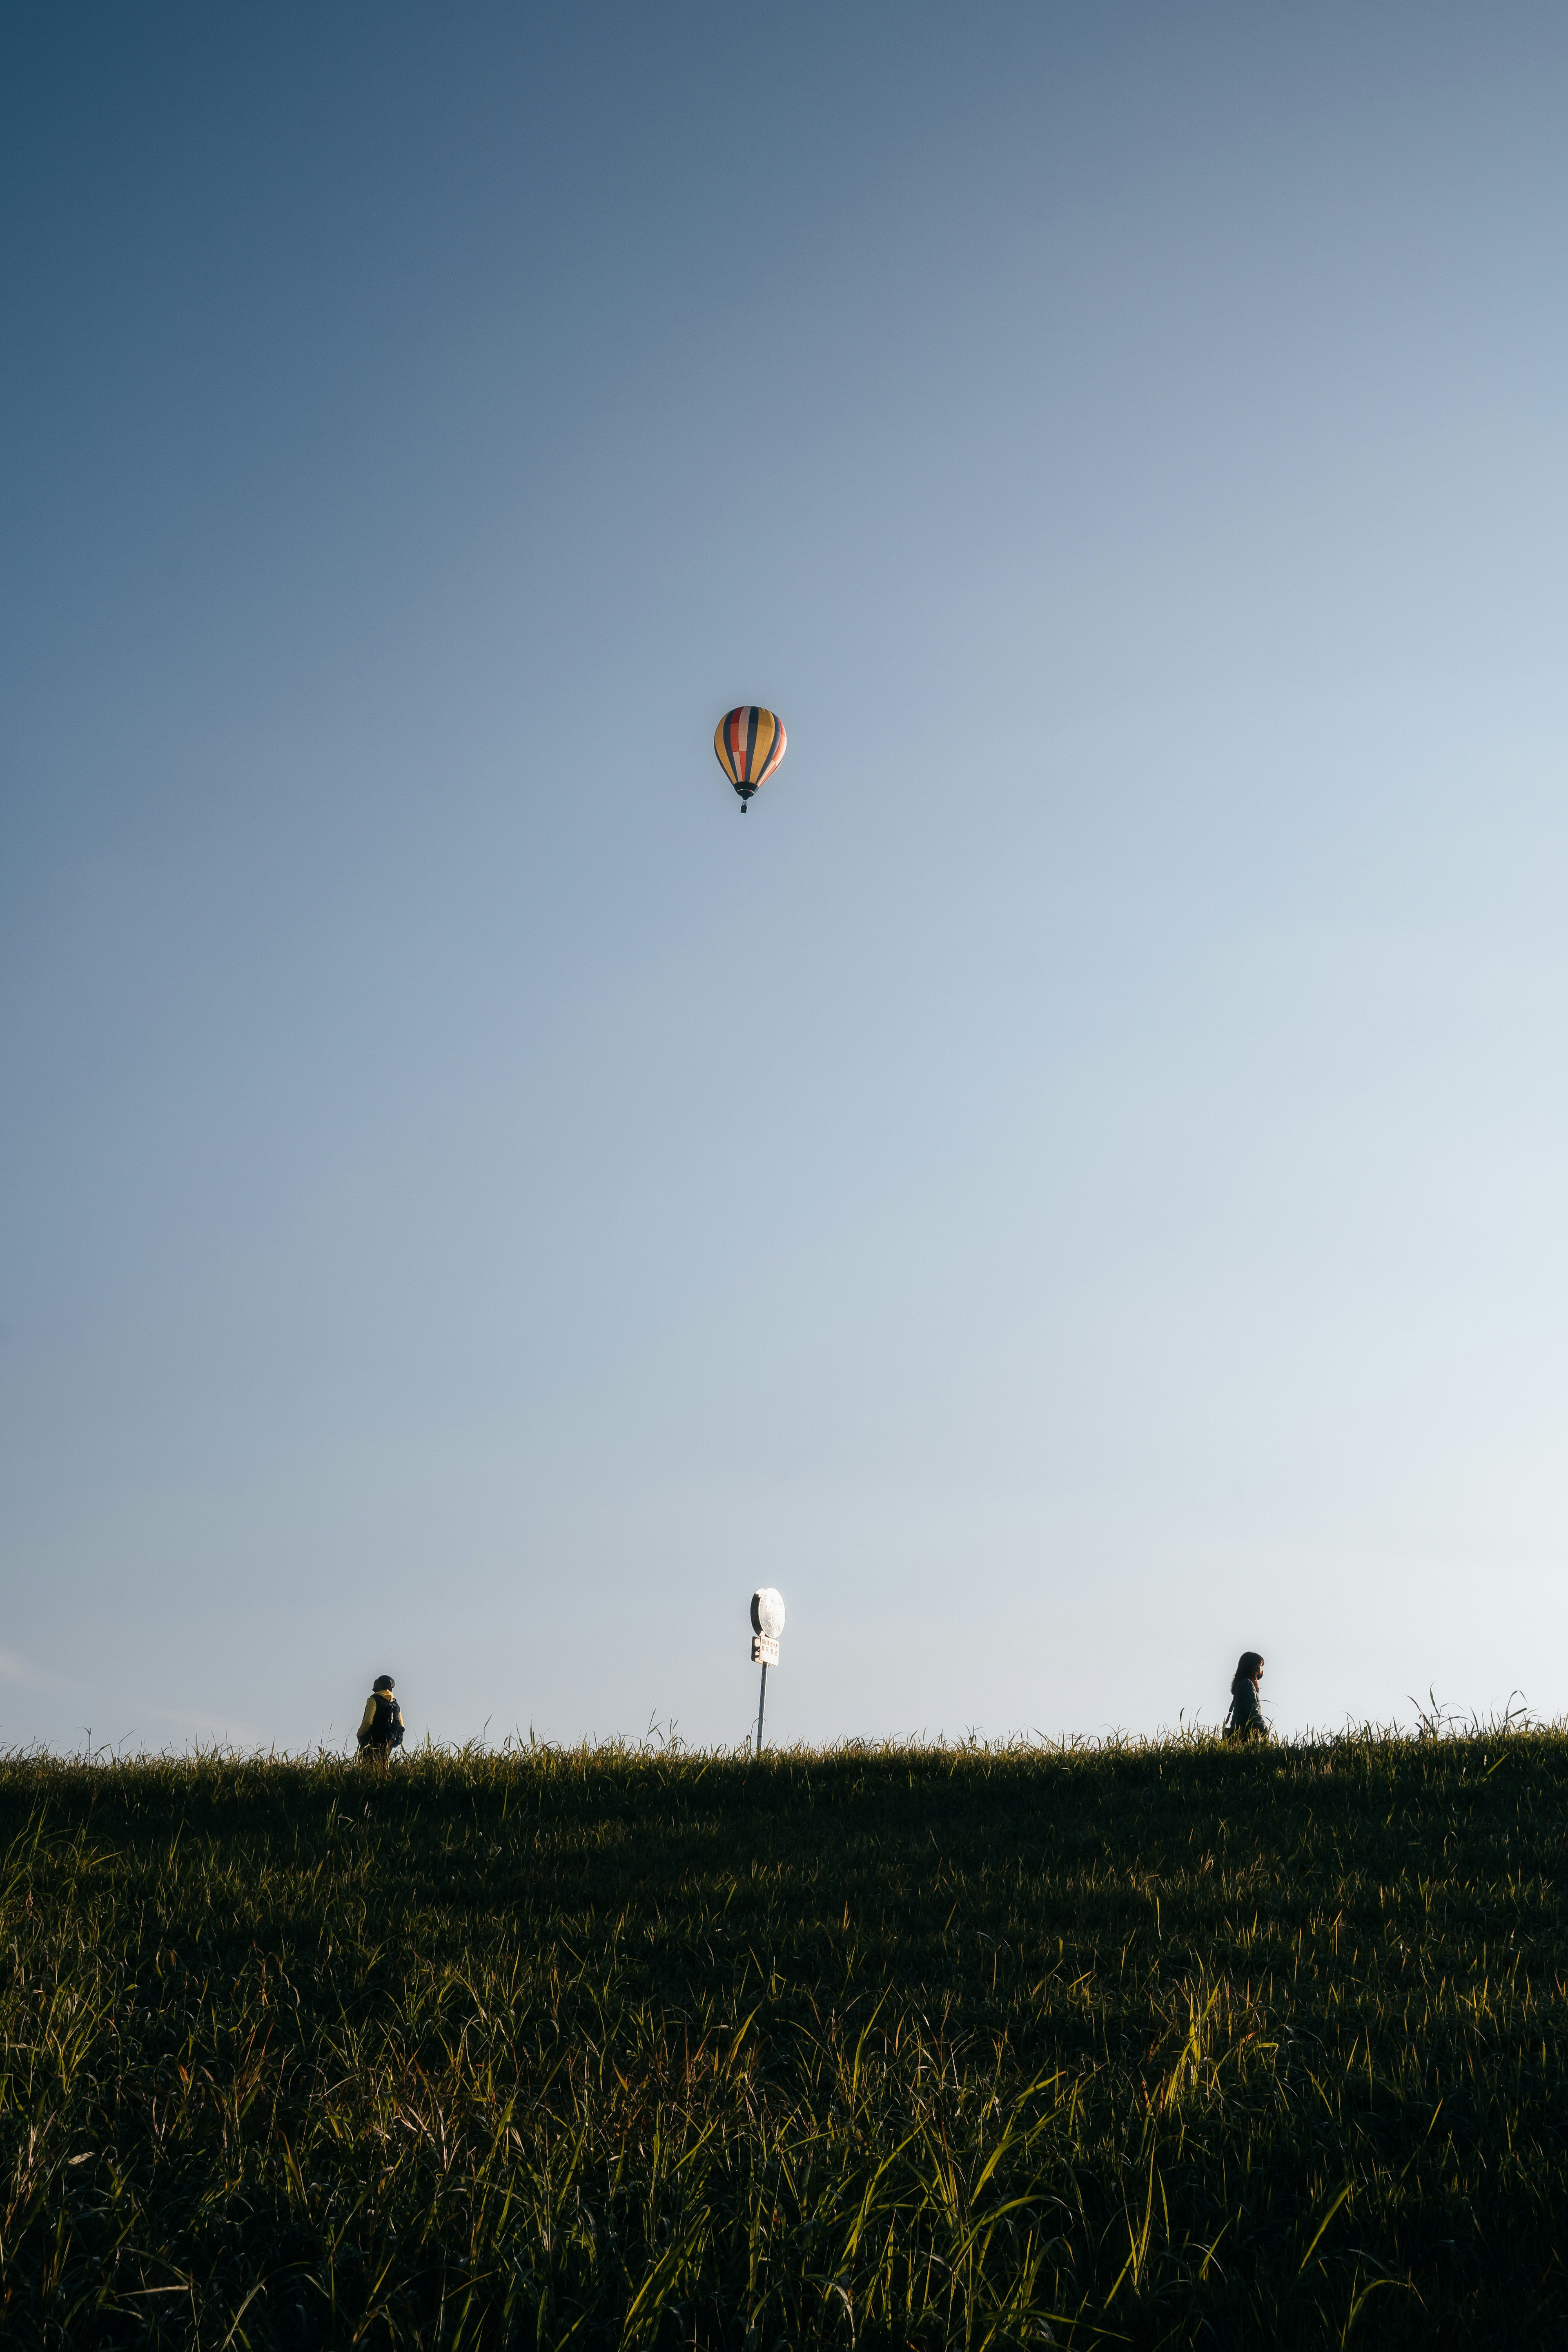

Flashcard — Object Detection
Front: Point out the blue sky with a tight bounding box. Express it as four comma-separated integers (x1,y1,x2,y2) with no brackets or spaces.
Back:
3,4,1566,1752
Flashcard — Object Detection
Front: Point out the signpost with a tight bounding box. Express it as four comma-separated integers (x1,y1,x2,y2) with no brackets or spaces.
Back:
750,1588,785,1752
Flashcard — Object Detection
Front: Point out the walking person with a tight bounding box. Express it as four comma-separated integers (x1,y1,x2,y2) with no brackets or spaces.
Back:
1224,1652,1267,1740
356,1674,405,1765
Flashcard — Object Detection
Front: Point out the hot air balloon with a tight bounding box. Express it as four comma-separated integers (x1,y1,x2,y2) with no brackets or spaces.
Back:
714,706,786,812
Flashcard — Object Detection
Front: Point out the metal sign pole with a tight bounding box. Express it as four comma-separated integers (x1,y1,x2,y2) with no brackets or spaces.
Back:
748,1587,784,1757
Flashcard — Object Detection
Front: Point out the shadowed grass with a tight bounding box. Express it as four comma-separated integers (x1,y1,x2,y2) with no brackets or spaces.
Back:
2,1728,1567,2345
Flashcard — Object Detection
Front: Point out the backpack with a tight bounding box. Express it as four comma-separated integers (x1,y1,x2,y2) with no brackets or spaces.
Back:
361,1690,405,1748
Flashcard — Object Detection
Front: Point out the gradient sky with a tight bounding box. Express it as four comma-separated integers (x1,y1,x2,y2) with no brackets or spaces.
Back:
3,4,1566,1754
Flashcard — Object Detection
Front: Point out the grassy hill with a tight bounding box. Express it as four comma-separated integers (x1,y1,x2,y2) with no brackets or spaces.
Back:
2,1731,1565,2348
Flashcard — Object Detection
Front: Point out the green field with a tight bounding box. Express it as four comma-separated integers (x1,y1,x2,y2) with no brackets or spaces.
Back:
2,1731,1566,2348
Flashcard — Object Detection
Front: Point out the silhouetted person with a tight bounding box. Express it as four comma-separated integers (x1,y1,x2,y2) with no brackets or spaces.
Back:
1224,1652,1267,1740
356,1674,405,1765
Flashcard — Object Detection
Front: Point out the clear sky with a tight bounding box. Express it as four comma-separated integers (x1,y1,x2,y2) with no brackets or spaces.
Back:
3,4,1566,1754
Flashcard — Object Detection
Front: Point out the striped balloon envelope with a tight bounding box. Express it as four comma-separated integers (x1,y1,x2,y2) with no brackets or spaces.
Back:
713,706,786,811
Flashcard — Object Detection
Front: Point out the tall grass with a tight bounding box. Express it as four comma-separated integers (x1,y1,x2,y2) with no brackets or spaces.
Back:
2,1729,1566,2345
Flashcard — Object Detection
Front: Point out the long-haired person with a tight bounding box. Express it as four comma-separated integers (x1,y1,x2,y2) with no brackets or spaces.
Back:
1225,1652,1266,1740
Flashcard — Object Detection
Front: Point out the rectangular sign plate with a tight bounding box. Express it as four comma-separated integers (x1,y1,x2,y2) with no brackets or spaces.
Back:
751,1636,780,1666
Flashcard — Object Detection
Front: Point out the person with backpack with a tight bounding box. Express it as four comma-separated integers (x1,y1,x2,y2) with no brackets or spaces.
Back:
1224,1652,1267,1740
356,1674,405,1764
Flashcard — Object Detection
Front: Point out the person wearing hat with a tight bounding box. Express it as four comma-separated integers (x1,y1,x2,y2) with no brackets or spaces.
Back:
356,1674,405,1764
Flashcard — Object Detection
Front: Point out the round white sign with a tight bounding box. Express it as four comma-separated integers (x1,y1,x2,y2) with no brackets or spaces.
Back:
750,1586,786,1642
